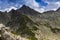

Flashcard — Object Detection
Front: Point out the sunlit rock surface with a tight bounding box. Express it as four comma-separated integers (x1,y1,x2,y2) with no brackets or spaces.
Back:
0,24,29,40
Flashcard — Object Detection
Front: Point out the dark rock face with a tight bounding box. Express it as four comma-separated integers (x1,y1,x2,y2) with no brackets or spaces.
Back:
56,7,60,11
0,11,10,24
17,5,40,17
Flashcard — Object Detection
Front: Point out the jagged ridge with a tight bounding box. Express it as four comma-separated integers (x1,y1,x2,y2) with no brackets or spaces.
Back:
0,5,60,40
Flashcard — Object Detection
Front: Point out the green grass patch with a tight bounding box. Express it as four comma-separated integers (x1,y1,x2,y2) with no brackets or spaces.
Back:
32,26,38,30
28,36,38,40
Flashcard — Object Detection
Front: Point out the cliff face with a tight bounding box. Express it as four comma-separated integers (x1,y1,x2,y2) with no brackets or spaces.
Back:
0,5,60,40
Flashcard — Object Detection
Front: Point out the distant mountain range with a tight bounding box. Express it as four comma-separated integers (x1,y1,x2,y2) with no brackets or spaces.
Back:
0,5,60,40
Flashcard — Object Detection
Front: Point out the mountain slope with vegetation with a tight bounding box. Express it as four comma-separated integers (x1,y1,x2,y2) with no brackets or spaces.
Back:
0,5,60,40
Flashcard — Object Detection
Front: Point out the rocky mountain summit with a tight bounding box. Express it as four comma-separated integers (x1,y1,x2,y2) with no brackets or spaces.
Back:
0,5,60,40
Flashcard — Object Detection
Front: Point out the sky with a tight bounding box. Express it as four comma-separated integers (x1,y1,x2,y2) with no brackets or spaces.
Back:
0,0,60,13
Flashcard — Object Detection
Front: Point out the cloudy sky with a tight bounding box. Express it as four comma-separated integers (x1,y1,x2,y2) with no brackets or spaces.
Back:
0,0,60,12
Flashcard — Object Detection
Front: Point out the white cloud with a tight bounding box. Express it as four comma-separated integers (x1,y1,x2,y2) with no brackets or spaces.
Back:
0,6,17,12
24,0,60,13
34,8,45,13
55,2,60,7
24,0,40,7
39,0,60,12
23,0,45,13
0,0,60,13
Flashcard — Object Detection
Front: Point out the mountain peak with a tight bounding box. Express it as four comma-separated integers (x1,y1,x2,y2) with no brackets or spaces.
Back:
21,5,29,8
9,9,16,13
56,7,60,11
22,5,27,7
18,5,30,10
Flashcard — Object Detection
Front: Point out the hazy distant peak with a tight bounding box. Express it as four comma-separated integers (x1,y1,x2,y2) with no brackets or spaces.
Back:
56,7,60,11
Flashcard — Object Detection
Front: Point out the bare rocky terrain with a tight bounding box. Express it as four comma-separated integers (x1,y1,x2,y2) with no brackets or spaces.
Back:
0,5,60,40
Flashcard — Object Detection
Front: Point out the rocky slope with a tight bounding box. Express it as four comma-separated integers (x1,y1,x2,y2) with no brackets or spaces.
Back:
0,24,29,40
0,5,60,40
